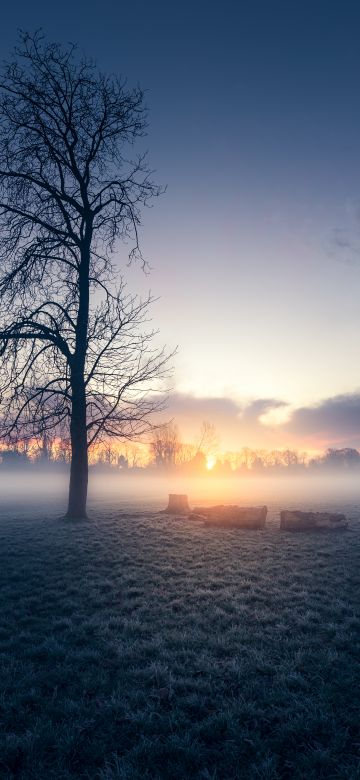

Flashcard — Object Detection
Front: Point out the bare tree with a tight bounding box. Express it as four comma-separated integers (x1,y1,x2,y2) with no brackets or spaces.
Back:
120,442,146,469
150,423,180,468
194,421,219,459
0,32,170,517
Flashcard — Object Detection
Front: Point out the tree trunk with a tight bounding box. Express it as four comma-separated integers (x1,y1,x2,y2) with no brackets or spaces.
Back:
66,232,91,519
66,378,88,518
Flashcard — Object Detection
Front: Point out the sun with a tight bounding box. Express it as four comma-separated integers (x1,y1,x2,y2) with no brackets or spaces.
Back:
206,455,216,471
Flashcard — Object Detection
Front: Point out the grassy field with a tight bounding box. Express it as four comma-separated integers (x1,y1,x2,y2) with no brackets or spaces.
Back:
0,496,359,779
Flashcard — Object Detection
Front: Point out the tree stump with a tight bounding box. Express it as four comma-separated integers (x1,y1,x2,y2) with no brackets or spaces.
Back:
164,494,190,514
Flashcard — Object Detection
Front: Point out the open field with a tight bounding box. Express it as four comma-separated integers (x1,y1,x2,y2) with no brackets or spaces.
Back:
0,484,359,779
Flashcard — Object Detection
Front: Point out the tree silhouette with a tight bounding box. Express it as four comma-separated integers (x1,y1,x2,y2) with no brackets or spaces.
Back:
194,420,219,459
0,32,170,517
150,423,180,468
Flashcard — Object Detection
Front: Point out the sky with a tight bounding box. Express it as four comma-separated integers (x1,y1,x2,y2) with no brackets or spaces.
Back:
1,0,360,451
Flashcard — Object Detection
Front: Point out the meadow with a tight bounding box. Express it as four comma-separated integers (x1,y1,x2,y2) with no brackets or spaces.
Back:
0,480,359,779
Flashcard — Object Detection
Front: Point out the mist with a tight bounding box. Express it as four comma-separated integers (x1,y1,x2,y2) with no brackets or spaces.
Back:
1,470,359,519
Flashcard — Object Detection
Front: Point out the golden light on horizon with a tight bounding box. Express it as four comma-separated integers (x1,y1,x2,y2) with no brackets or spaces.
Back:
206,455,216,471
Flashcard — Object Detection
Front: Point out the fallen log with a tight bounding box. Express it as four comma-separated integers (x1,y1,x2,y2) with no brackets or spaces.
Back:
280,510,348,531
190,504,267,529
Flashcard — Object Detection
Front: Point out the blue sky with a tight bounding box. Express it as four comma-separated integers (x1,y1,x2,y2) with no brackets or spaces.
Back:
1,1,360,448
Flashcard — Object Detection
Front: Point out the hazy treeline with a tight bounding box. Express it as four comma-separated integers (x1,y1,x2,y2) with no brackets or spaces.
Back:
1,422,360,475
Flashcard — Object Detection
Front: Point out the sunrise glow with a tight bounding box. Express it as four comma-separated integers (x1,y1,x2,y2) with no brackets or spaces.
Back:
206,455,216,470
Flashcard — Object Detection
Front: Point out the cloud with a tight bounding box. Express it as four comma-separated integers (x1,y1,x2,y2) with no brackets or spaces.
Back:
240,398,288,422
161,391,360,451
163,393,290,449
284,392,360,448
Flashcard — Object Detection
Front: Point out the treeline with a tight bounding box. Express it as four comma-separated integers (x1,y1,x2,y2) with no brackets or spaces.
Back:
1,424,360,475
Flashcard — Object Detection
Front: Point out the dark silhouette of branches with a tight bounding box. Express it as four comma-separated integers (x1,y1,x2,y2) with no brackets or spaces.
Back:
0,31,170,517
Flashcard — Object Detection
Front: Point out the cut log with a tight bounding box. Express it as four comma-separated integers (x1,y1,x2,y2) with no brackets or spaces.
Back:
164,494,190,514
280,510,348,531
190,505,267,529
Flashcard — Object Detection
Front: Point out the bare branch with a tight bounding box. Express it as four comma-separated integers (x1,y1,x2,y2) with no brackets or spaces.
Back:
0,31,169,516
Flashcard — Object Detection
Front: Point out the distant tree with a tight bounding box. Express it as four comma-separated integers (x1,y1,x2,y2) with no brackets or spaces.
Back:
54,437,71,464
1,447,29,469
193,420,219,470
322,448,360,470
252,455,264,472
298,451,309,468
150,423,180,468
118,454,128,469
189,449,207,473
0,33,170,517
176,442,197,465
262,449,282,469
35,431,55,462
238,447,257,470
99,442,117,467
120,442,146,469
195,421,219,459
281,449,299,468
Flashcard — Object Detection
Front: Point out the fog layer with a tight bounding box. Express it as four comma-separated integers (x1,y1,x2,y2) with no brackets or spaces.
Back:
0,472,359,515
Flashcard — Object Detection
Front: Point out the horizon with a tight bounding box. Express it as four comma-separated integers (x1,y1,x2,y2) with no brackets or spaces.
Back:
2,430,360,471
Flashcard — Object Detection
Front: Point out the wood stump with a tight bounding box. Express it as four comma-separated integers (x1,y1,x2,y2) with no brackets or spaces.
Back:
164,494,190,514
